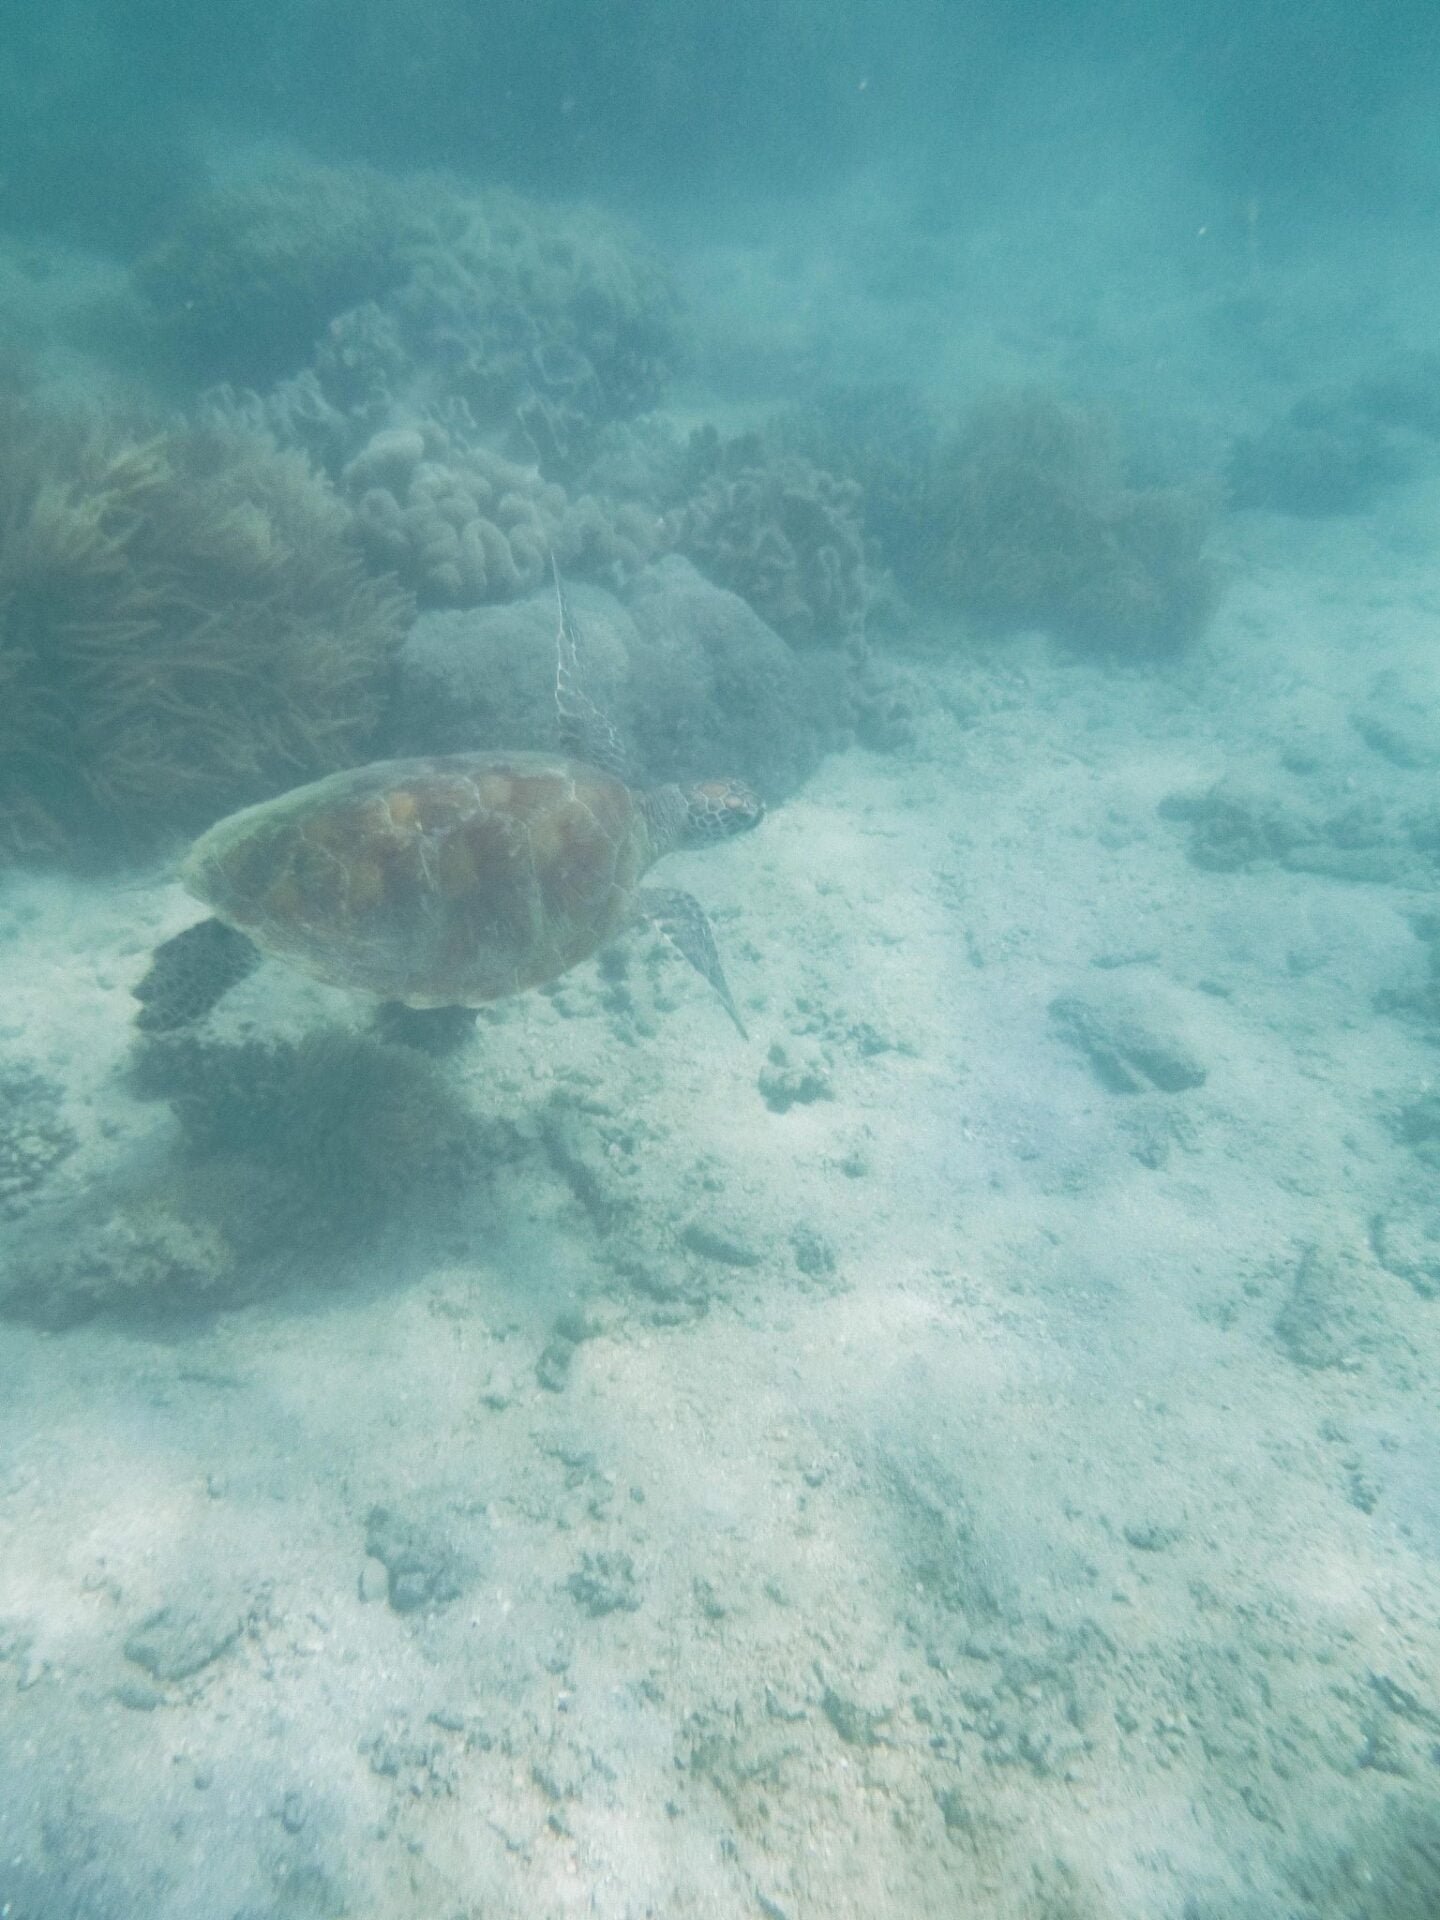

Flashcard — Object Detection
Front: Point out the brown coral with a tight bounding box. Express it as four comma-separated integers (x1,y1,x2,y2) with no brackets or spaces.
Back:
0,401,411,860
136,162,685,469
134,161,426,384
342,422,658,607
933,390,1217,652
668,437,868,647
346,183,684,458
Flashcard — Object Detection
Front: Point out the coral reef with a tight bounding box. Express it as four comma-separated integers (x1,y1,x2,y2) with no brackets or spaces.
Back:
136,163,685,468
392,588,629,763
134,161,426,385
391,557,845,801
621,555,848,792
667,431,869,647
771,383,944,592
931,391,1217,651
341,423,658,607
336,184,684,468
0,400,411,860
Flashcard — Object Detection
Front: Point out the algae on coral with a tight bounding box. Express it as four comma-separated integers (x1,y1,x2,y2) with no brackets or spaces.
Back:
134,161,427,385
0,401,411,860
931,390,1217,653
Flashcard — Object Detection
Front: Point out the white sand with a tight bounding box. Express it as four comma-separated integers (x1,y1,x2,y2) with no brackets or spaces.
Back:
3,478,1439,1917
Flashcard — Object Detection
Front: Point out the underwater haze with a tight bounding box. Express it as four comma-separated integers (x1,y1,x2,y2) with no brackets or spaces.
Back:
3,2,1440,1915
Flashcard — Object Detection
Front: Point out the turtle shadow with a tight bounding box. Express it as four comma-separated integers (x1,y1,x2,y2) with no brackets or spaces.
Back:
2,1024,516,1332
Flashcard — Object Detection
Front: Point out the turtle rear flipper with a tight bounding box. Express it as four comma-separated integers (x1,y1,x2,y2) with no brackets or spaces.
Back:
636,886,748,1038
371,1001,479,1054
133,918,260,1031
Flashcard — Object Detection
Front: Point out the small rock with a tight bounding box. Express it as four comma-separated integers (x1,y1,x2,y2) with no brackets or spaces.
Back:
364,1507,468,1614
936,1784,975,1836
553,1307,601,1344
1050,991,1207,1095
16,1653,47,1691
114,1679,165,1712
480,1368,516,1410
123,1599,242,1681
1159,781,1306,873
1391,1095,1440,1170
536,1338,576,1392
681,1219,764,1268
566,1551,641,1617
821,1687,889,1748
541,1106,625,1229
1122,1519,1182,1552
693,1577,727,1621
358,1556,390,1604
758,1044,834,1113
791,1226,836,1277
1274,1244,1372,1371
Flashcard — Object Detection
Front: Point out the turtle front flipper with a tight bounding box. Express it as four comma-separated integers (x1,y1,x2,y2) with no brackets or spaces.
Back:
133,918,260,1031
635,886,748,1038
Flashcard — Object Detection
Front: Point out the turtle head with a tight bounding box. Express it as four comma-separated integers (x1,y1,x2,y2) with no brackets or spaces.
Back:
643,778,765,857
678,778,765,848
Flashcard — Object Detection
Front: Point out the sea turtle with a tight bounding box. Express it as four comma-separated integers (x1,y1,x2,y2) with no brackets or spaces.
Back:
134,568,764,1039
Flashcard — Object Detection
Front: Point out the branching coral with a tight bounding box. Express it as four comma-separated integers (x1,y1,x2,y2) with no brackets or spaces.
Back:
667,432,868,646
932,391,1217,652
342,422,658,607
0,400,411,861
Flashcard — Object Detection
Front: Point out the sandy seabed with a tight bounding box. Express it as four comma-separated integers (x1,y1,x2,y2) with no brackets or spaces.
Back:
2,495,1440,1920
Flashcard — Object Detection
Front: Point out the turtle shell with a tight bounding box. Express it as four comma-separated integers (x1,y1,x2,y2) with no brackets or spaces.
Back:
182,752,652,1006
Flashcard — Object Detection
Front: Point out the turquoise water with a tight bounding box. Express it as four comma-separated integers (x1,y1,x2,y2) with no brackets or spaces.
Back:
2,6,1440,1916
